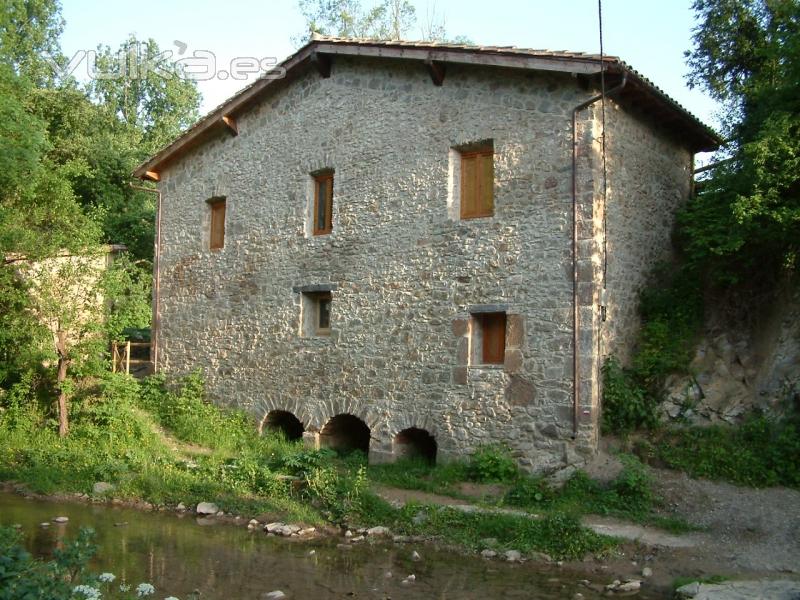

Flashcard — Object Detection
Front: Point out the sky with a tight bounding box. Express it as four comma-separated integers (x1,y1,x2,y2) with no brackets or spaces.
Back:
59,0,722,130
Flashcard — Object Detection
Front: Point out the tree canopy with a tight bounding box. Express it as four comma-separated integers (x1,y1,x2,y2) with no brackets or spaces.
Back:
681,0,800,280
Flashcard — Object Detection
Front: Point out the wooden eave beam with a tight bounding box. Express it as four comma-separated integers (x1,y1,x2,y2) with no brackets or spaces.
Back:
311,51,331,78
425,57,445,86
222,115,238,136
144,171,160,182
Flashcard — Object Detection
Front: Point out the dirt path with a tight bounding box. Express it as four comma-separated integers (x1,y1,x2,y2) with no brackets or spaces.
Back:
373,464,800,589
651,468,800,576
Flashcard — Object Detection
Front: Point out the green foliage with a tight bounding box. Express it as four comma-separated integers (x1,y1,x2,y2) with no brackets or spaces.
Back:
503,476,555,509
684,0,800,279
384,503,615,560
368,457,470,497
102,255,152,340
0,525,95,600
87,35,201,155
305,464,368,524
603,267,703,434
650,413,800,488
466,444,518,483
601,357,655,433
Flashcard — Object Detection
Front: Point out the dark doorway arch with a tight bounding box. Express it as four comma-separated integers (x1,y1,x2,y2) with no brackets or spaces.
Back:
394,428,437,463
320,414,370,455
263,410,304,441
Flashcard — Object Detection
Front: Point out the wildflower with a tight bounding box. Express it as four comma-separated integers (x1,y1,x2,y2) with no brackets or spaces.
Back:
73,584,102,599
98,573,116,583
119,584,131,592
136,583,156,597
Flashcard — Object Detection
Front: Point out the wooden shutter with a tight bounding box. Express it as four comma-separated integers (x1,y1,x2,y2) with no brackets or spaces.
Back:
460,149,493,219
481,313,506,364
209,199,226,250
314,173,333,235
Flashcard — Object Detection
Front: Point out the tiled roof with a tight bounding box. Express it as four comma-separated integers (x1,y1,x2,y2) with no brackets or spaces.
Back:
134,36,720,178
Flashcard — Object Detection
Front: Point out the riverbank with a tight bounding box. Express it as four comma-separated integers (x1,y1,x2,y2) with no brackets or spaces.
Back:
2,372,799,595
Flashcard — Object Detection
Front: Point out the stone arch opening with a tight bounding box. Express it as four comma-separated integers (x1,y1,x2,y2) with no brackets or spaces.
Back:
263,410,305,441
394,428,437,464
320,414,370,455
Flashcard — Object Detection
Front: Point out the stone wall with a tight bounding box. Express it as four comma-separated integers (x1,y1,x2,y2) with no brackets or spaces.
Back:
155,56,693,472
601,100,693,364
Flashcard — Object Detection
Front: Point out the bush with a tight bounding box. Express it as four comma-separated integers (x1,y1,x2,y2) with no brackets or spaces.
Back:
653,413,800,488
601,357,657,433
503,477,554,509
466,444,518,483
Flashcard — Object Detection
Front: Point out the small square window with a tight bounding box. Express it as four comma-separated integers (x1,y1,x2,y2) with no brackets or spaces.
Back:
471,312,506,365
302,291,332,337
460,145,493,219
312,172,334,235
208,197,226,250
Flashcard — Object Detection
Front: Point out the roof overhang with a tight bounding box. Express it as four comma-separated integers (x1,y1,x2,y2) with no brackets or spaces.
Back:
133,37,721,180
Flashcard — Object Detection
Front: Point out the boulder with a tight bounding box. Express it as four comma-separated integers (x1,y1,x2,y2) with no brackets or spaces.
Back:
196,502,220,515
92,482,114,495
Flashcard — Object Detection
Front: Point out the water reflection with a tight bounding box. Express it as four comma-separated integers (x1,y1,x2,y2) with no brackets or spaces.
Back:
0,493,664,599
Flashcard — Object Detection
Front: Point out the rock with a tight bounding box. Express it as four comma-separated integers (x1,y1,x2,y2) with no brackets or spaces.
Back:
410,550,421,561
285,524,301,534
344,530,353,538
676,580,800,599
675,582,700,598
350,535,365,542
617,580,641,592
176,503,186,511
39,522,50,528
480,549,497,558
196,502,219,515
573,594,584,600
529,552,552,563
366,526,390,536
642,567,652,578
92,482,114,495
384,571,392,579
299,527,316,536
52,516,69,523
336,543,353,551
263,591,286,599
503,550,522,562
265,522,285,533
307,550,316,556
215,511,224,517
401,575,415,585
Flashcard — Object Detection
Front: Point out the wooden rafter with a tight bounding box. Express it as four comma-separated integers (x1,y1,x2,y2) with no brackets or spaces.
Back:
425,57,446,86
222,115,239,136
143,171,160,182
311,51,331,78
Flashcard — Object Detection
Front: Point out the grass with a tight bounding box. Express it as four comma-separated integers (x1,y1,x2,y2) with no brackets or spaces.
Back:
633,414,800,489
2,370,710,561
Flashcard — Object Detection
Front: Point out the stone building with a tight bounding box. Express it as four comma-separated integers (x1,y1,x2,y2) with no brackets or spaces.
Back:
134,37,719,472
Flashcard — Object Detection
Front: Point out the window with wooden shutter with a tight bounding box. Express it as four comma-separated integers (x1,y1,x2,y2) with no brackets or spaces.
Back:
478,312,506,365
313,172,334,235
460,148,494,219
209,198,226,250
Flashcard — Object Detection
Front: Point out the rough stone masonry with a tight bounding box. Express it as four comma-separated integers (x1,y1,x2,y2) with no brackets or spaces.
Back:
142,39,712,473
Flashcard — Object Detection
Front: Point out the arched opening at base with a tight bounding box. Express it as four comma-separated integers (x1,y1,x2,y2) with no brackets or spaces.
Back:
320,414,370,455
394,428,437,464
263,410,305,441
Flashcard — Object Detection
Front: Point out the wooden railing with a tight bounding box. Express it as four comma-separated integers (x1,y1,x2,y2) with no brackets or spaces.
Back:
111,341,151,374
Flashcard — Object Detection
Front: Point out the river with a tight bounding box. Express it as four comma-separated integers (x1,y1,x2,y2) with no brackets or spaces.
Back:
0,492,666,599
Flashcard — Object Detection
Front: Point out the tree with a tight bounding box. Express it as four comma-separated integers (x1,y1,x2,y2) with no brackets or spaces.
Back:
0,0,64,85
681,0,800,280
296,0,416,41
87,35,201,155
